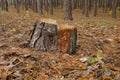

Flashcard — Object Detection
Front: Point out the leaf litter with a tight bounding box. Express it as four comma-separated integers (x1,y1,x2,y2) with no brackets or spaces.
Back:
0,11,120,80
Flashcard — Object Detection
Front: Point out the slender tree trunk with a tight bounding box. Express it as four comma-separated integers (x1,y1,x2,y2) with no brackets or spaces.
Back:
31,0,34,11
25,0,28,10
1,0,4,10
76,0,80,8
15,0,20,13
105,0,108,12
44,0,49,13
28,0,31,8
49,0,54,15
32,0,37,12
93,0,97,16
0,1,1,9
59,0,63,8
29,0,31,9
108,0,112,10
82,0,85,14
37,0,43,15
85,0,89,17
112,0,118,18
21,0,24,9
103,0,107,13
56,0,59,8
63,0,73,20
72,0,77,9
102,0,104,8
53,0,56,8
80,0,83,10
89,0,92,12
1,0,8,11
5,0,8,11
118,0,120,10
98,0,102,8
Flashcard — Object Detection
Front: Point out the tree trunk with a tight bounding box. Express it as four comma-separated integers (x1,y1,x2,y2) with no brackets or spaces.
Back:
15,0,20,13
72,0,77,9
103,0,107,13
53,0,59,8
80,0,83,9
29,21,77,54
44,0,49,13
76,0,80,8
37,0,43,15
49,0,53,15
56,0,59,8
1,0,8,11
32,0,37,12
21,0,24,9
28,0,31,8
112,0,118,18
89,0,92,12
5,0,8,11
108,0,112,10
82,0,85,14
1,0,4,10
59,0,63,8
63,0,73,20
93,0,97,16
25,0,28,10
98,0,102,8
0,1,2,9
85,0,89,17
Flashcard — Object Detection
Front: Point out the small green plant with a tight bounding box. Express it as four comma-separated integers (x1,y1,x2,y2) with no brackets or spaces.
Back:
117,6,120,12
87,50,103,63
108,10,112,15
87,57,96,63
96,50,103,61
108,7,120,15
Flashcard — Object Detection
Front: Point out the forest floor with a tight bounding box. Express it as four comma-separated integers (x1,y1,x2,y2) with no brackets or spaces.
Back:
0,7,120,80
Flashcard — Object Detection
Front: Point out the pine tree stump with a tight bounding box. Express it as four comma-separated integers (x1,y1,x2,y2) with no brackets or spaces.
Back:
29,20,77,54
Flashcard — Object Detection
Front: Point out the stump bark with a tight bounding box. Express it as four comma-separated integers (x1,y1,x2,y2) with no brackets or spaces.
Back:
29,21,77,54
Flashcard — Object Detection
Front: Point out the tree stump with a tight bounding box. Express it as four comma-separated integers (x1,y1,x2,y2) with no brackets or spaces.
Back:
29,20,77,54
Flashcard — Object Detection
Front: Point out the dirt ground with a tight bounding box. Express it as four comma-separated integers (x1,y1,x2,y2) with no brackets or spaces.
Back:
0,7,120,80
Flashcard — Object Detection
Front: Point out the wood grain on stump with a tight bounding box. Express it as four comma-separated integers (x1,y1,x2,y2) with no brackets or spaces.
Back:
29,19,77,54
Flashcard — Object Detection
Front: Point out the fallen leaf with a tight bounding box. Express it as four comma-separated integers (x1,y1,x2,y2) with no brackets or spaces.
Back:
79,57,88,63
